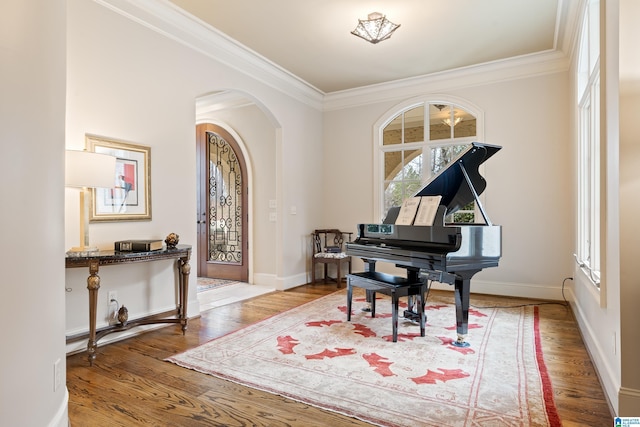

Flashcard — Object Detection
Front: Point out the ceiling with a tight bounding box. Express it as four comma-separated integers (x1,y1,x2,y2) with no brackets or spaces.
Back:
168,0,565,94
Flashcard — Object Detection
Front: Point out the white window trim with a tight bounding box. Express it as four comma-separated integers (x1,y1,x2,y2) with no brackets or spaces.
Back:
575,0,603,306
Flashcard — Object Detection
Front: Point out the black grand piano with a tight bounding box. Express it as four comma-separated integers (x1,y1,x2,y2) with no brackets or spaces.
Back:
345,142,502,347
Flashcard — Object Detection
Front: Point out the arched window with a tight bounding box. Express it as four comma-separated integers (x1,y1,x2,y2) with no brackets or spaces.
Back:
374,97,484,223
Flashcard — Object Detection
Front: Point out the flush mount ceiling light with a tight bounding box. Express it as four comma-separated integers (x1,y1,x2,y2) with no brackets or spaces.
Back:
351,12,400,44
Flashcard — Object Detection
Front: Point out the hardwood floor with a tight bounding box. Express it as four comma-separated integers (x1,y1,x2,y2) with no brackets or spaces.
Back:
66,283,613,426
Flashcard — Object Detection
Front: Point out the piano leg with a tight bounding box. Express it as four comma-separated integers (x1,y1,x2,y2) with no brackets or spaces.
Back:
346,277,353,321
391,290,399,342
452,270,481,348
362,259,376,312
419,283,426,337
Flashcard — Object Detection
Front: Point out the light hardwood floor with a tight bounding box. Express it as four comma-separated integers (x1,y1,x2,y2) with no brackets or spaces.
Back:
66,283,613,426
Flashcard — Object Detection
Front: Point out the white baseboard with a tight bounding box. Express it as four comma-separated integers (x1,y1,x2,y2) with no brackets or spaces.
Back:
278,272,308,290
565,286,618,416
252,272,277,287
429,278,568,301
48,388,68,427
197,283,276,312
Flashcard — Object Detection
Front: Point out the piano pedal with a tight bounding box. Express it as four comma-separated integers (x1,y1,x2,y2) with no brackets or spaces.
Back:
402,310,425,324
361,304,372,312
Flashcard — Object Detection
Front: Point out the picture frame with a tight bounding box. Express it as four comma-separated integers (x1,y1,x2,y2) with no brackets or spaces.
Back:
86,134,152,222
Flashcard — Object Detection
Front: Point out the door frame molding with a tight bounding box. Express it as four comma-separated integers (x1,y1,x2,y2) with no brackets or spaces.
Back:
196,120,254,283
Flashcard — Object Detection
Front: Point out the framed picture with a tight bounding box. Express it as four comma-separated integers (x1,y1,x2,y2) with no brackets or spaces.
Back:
86,134,152,221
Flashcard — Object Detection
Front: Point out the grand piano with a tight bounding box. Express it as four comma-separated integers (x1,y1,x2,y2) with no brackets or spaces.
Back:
346,142,502,347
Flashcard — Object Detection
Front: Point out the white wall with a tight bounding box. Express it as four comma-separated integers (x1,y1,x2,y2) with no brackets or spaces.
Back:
324,71,573,299
619,89,640,415
64,0,324,347
0,0,69,425
618,0,640,415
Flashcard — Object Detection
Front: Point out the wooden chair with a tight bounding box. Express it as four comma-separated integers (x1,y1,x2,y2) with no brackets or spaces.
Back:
311,229,353,287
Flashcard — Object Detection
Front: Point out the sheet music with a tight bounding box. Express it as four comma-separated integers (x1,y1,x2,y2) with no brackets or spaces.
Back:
414,195,443,226
395,197,422,225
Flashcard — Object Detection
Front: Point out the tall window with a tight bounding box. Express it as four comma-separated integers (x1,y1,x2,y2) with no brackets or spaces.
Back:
377,100,481,223
576,0,600,287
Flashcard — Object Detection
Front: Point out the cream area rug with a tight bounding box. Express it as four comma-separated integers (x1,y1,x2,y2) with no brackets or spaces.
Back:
167,290,560,427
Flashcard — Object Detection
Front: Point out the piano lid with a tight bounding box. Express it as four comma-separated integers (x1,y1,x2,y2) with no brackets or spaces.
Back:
414,142,501,216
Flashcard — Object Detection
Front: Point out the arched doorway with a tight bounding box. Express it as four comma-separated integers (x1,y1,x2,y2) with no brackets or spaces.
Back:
196,123,249,281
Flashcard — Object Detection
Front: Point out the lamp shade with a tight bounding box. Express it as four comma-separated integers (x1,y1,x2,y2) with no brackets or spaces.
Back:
65,150,116,189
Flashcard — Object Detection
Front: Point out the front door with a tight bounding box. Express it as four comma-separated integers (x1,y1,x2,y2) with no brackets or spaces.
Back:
196,123,249,281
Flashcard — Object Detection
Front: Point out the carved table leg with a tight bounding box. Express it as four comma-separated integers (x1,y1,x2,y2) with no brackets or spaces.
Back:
86,259,100,365
178,254,191,334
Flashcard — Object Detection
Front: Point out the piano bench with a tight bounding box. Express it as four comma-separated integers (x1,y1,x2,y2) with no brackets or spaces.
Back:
346,272,427,342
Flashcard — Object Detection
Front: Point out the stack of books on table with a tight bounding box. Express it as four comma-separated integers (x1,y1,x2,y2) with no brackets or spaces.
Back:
114,239,164,252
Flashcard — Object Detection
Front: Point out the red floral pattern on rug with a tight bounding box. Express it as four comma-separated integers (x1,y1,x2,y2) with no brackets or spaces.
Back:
167,290,560,427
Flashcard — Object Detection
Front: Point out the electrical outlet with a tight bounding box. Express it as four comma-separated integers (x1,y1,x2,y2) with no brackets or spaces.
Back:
107,291,118,323
54,358,62,392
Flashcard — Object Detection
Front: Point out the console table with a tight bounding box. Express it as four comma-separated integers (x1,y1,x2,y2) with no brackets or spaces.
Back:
65,245,192,365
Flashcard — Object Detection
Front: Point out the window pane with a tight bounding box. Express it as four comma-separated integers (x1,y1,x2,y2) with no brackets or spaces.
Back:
384,151,402,180
430,104,451,141
383,150,424,211
404,180,423,198
454,108,476,138
384,149,423,181
383,115,402,146
403,149,422,179
431,145,466,175
384,180,423,210
404,106,424,143
383,180,405,212
449,202,475,224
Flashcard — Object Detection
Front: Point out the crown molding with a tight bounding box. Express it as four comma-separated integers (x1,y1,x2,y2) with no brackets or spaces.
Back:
94,0,325,111
322,49,571,111
94,0,579,114
555,0,584,59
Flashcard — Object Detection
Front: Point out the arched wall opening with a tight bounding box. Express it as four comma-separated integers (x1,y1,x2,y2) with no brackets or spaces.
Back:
195,90,282,287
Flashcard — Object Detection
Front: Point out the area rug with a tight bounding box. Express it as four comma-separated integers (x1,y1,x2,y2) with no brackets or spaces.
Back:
196,277,240,293
167,290,560,427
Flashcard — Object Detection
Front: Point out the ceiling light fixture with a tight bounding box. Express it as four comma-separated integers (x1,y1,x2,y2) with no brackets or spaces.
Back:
351,12,400,44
